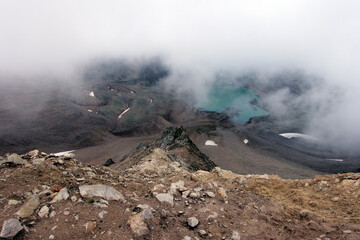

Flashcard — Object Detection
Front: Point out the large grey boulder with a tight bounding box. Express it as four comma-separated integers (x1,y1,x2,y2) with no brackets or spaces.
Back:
0,219,24,239
79,184,125,201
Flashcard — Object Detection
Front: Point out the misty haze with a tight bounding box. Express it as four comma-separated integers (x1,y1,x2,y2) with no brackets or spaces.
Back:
1,1,360,239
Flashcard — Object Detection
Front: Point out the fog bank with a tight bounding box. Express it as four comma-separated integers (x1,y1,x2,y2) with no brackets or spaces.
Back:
1,1,360,151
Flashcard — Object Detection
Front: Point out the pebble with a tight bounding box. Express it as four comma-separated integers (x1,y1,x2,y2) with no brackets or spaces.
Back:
189,192,200,199
49,211,56,218
199,229,207,236
182,190,191,198
331,197,339,202
38,205,50,218
169,181,185,195
50,188,69,203
217,187,228,201
63,210,70,216
8,199,21,205
206,191,215,198
229,231,241,240
187,217,199,228
207,212,218,220
84,221,97,233
98,211,108,219
49,234,55,239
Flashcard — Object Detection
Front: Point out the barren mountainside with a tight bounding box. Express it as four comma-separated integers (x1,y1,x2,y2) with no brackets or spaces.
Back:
1,128,360,239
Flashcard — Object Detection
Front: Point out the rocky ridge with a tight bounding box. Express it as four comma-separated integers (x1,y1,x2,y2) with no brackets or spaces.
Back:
1,145,360,239
114,127,216,172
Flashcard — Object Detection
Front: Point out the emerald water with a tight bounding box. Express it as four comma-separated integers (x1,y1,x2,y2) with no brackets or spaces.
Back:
198,85,268,124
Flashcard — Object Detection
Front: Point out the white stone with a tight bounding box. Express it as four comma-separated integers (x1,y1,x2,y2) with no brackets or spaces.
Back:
98,211,108,219
38,206,49,218
205,140,218,146
187,217,199,228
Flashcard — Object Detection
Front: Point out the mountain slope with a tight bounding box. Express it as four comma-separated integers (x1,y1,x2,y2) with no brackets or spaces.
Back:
1,133,360,239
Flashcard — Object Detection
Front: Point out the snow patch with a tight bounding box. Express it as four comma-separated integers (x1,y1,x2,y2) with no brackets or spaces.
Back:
88,109,93,113
118,107,130,119
205,140,218,146
54,150,75,157
89,91,95,97
279,133,318,141
326,158,344,162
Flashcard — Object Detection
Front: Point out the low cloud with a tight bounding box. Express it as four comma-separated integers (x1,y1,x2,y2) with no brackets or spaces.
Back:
1,0,360,151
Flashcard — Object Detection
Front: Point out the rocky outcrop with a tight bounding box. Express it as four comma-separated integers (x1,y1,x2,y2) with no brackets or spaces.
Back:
114,127,216,172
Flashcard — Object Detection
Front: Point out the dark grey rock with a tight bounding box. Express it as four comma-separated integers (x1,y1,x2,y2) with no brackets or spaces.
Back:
103,158,115,167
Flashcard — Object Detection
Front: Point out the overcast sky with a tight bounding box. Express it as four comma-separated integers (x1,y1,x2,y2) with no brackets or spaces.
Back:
1,0,360,149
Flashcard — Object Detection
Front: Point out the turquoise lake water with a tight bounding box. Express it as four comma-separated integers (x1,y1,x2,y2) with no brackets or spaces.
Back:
198,86,268,124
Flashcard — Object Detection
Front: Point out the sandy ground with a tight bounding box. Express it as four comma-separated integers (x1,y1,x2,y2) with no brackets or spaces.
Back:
74,135,157,165
74,128,320,179
193,129,321,179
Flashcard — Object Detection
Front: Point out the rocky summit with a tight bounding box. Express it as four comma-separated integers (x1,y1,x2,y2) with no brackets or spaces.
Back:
1,129,360,239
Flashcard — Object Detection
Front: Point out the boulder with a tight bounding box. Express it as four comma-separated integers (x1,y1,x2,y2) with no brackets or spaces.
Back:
0,219,24,239
28,150,39,158
16,195,40,218
155,193,174,206
5,153,27,165
128,214,149,236
79,184,125,201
